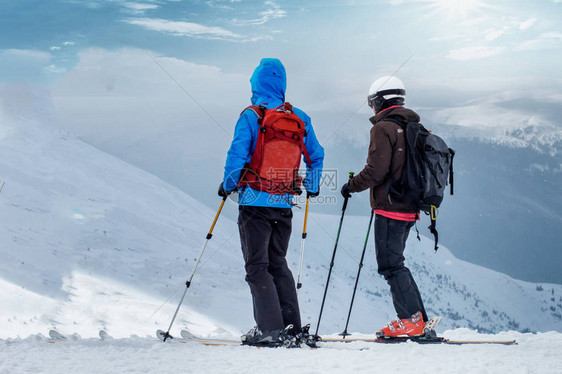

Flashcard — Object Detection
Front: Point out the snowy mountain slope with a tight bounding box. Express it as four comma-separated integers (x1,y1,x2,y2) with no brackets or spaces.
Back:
0,86,561,343
0,86,252,338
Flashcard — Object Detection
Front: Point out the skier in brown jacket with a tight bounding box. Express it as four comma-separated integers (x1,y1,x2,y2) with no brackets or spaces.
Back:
341,76,429,337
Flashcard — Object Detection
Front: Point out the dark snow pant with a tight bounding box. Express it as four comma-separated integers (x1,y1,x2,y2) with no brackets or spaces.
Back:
374,214,428,322
238,205,301,333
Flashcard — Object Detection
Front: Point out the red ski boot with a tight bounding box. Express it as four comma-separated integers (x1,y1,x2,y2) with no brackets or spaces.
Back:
377,311,426,337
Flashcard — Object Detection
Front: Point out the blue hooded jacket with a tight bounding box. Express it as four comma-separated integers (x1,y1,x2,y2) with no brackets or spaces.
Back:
223,58,324,208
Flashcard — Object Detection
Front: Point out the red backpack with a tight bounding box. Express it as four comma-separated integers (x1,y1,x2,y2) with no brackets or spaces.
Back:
238,102,312,195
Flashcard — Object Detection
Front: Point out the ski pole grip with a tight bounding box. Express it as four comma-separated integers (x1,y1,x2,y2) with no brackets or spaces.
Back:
342,172,354,211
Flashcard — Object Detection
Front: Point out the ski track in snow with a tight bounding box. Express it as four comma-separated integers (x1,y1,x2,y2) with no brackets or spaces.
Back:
1,331,562,374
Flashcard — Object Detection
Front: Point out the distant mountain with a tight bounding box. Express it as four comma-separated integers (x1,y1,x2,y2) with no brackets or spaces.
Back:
0,86,560,340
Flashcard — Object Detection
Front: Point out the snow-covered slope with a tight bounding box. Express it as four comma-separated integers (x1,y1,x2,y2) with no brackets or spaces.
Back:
0,86,251,339
1,86,561,344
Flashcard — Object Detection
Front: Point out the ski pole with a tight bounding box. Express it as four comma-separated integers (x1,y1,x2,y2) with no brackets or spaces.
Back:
296,197,310,293
315,172,354,336
339,209,374,337
162,196,227,341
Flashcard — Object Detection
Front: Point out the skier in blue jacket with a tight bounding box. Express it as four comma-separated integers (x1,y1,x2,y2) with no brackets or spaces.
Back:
220,58,324,347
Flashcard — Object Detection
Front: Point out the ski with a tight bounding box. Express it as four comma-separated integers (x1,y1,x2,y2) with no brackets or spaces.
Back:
180,330,240,346
48,330,67,341
159,330,303,348
320,315,516,345
159,329,517,348
99,330,112,341
180,328,306,348
320,336,517,345
156,329,239,346
47,329,114,342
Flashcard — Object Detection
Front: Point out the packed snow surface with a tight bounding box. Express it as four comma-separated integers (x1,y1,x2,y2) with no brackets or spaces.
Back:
2,330,562,374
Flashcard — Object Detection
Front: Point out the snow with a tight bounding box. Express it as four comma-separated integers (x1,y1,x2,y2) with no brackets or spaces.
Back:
1,86,562,373
2,331,562,374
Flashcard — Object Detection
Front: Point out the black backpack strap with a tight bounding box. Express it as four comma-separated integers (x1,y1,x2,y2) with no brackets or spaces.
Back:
428,205,439,252
449,148,455,195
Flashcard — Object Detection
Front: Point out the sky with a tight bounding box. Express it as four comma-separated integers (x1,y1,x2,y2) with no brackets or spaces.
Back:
2,0,561,142
2,1,562,90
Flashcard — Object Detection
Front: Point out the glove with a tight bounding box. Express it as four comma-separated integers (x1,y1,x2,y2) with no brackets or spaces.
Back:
340,183,352,199
218,182,232,198
306,190,320,198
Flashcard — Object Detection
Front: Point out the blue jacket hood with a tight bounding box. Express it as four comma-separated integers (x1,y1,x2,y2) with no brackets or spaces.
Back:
250,58,286,106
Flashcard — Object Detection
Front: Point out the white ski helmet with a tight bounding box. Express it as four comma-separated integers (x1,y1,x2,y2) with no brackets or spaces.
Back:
367,76,406,112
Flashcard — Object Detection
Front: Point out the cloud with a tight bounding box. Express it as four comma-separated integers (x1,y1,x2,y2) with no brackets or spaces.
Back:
484,28,507,41
51,48,249,205
427,99,562,156
123,2,159,14
446,45,505,60
51,47,249,141
429,34,466,42
124,18,269,42
50,41,76,53
482,17,537,42
67,0,163,13
515,32,562,51
46,65,67,74
518,17,536,31
0,49,53,83
206,0,241,9
231,1,287,25
430,103,527,131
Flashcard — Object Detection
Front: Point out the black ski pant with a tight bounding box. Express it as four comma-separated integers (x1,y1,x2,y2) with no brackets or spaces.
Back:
238,205,301,333
374,214,428,322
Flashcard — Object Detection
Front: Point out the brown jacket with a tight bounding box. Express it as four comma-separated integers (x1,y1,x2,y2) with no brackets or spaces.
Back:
348,106,420,212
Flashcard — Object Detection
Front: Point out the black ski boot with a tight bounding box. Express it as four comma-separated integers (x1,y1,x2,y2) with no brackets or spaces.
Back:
296,324,320,348
241,325,298,348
